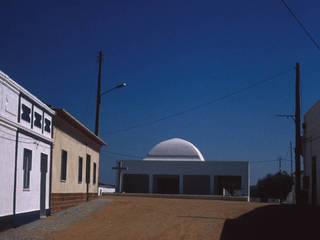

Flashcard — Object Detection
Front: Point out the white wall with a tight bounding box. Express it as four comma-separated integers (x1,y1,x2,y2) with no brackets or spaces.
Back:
0,71,54,218
15,133,51,214
98,186,115,195
0,124,16,217
0,80,19,123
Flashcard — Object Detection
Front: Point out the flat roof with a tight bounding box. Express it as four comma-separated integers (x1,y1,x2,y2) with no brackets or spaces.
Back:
0,70,55,115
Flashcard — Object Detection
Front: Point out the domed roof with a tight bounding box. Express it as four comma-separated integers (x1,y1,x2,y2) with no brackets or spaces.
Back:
143,138,205,161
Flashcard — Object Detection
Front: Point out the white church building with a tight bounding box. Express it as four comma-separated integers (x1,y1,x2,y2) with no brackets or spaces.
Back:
116,138,249,198
0,71,54,229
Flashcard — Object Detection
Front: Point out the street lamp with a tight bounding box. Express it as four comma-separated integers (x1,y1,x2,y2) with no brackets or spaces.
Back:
95,82,127,136
100,82,127,97
94,51,127,136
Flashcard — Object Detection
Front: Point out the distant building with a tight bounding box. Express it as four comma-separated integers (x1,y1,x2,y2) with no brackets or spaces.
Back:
0,71,54,229
116,138,249,199
303,101,320,205
50,108,105,212
98,183,116,196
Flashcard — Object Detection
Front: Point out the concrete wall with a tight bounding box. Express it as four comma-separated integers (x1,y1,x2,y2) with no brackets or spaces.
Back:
304,101,320,205
0,123,16,217
15,133,51,214
0,71,54,221
52,115,100,194
119,160,249,197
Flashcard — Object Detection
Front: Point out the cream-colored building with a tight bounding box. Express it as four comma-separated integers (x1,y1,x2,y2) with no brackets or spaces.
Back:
51,108,105,212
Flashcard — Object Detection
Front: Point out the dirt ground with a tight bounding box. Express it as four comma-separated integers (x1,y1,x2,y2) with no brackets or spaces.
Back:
47,196,266,240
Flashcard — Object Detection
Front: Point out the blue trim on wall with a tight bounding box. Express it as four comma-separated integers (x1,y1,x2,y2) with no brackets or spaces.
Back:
0,209,50,232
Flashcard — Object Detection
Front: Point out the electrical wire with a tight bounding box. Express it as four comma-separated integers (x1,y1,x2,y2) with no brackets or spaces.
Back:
280,0,320,51
0,130,51,149
107,70,292,135
105,150,143,159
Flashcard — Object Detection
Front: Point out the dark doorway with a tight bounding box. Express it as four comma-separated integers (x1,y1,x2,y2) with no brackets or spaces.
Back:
154,175,179,194
40,153,48,216
215,176,241,195
312,156,317,205
183,175,210,195
123,174,149,193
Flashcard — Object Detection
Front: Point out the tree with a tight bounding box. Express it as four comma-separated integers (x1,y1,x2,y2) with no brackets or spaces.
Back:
253,171,293,202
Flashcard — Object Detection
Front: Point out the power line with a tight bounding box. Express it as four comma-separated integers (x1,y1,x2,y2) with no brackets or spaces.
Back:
107,70,292,135
250,159,279,164
105,150,143,159
280,0,320,51
0,129,51,149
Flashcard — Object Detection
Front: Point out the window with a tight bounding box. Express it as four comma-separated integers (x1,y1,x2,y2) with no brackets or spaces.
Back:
34,112,42,128
44,118,51,133
93,162,97,184
78,157,83,183
23,148,32,189
86,154,91,184
60,150,67,181
21,104,31,123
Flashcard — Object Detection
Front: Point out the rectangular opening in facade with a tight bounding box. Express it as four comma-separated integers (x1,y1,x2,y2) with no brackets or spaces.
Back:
312,156,318,205
183,175,210,195
153,175,179,194
214,175,241,196
122,174,149,193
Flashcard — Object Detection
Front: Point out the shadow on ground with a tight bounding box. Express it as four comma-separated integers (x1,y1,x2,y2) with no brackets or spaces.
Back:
220,204,320,240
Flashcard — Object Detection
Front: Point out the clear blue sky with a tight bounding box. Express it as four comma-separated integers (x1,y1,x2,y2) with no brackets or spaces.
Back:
1,0,320,185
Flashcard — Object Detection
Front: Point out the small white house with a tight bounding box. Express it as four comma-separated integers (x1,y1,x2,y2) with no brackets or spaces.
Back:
303,101,320,205
0,71,54,229
98,183,116,196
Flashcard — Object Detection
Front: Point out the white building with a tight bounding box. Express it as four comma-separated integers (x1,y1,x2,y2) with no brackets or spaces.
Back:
98,184,116,196
116,138,249,198
0,71,54,229
303,101,320,205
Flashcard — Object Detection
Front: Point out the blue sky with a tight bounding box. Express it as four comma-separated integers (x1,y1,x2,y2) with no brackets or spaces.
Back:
1,0,320,185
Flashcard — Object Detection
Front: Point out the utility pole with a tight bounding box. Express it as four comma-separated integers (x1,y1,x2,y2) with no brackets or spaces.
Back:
112,161,128,193
295,62,302,205
278,156,283,204
95,50,103,136
290,141,293,175
278,157,282,173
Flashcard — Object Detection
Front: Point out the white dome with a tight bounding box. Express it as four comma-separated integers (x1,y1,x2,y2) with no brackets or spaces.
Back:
143,138,205,161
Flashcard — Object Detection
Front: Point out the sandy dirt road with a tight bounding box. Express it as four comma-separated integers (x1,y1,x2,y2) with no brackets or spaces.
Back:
48,196,266,240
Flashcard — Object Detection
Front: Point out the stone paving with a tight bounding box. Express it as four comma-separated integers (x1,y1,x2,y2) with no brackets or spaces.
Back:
0,198,110,240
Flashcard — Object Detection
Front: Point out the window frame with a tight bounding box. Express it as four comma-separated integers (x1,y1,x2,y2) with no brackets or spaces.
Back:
44,118,51,133
60,150,68,182
78,156,83,183
21,104,31,123
34,111,42,128
86,154,91,184
93,162,97,185
23,148,32,189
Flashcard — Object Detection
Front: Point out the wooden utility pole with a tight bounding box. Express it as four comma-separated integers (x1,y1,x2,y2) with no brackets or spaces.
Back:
95,50,103,136
278,157,282,173
290,141,293,175
295,62,302,205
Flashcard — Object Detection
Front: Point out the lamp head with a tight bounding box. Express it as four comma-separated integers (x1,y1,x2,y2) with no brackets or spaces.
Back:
117,82,127,88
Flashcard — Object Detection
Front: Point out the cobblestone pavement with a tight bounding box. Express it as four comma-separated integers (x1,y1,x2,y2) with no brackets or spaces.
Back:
0,198,110,240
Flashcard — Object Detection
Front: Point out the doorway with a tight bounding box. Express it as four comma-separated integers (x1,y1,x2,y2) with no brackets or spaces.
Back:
40,153,48,216
153,175,179,194
122,174,149,193
214,176,241,195
312,156,317,205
